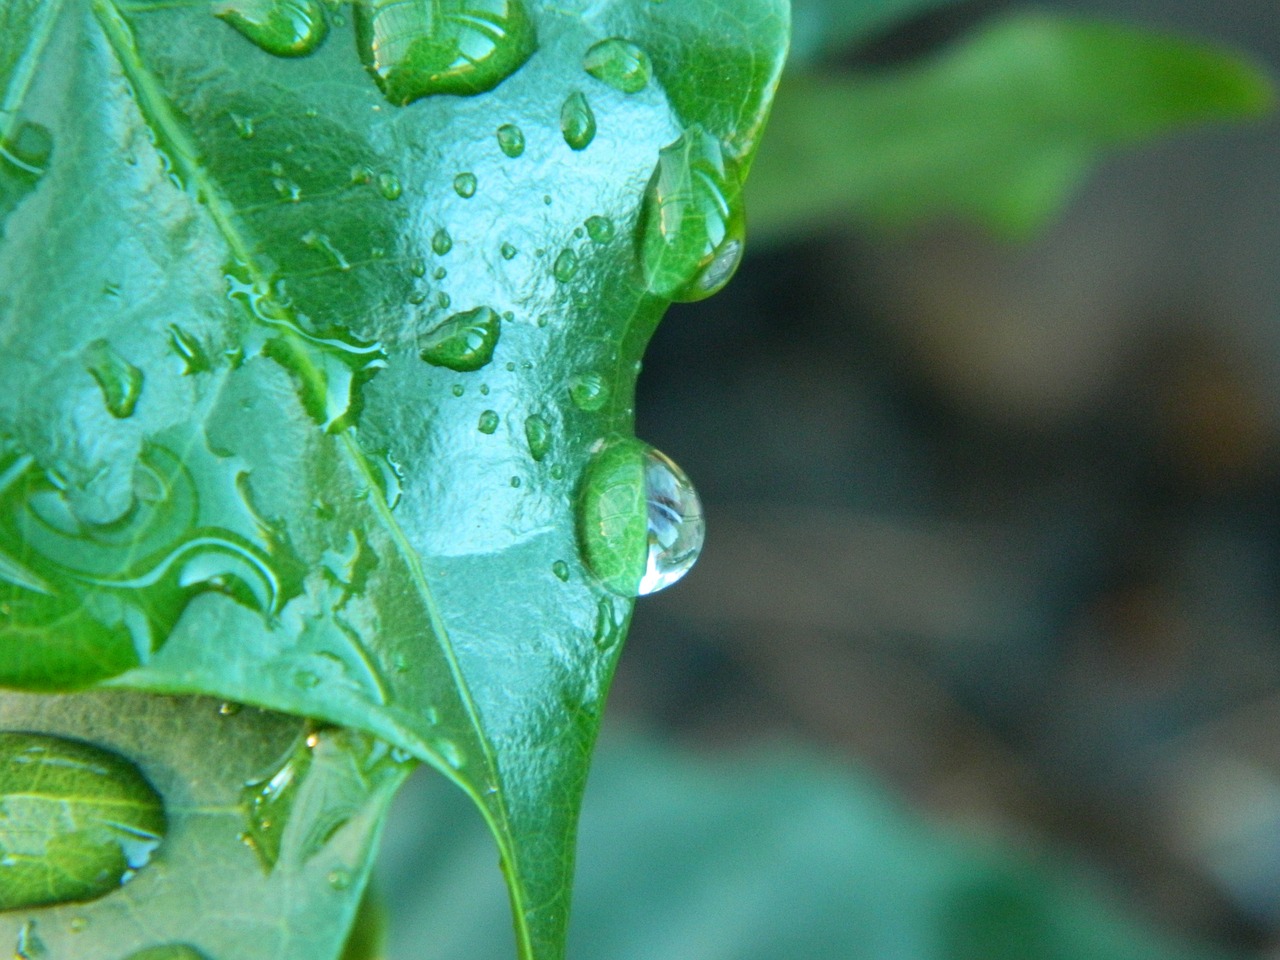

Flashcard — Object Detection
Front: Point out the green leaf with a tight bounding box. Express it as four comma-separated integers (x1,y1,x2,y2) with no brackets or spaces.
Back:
748,12,1275,240
0,1,787,958
790,0,963,67
0,690,409,960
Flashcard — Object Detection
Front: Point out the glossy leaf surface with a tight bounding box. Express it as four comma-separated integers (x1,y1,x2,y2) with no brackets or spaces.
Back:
0,691,408,960
749,13,1274,239
0,0,787,958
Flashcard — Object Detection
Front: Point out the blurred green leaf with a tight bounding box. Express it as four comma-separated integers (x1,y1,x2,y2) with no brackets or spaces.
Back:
377,733,1242,960
790,0,964,67
749,12,1275,239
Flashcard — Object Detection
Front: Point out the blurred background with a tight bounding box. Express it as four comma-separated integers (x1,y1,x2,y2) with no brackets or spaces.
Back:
378,2,1280,957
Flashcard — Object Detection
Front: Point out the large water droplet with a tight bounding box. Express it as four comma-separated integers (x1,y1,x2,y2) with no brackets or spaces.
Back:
354,0,537,105
214,0,329,57
576,440,704,596
524,414,550,461
84,340,143,419
121,946,212,960
638,125,746,302
568,373,608,411
419,306,500,372
496,123,525,158
583,38,652,93
377,171,402,200
477,410,499,434
552,248,579,282
431,227,453,255
0,734,166,911
560,92,596,150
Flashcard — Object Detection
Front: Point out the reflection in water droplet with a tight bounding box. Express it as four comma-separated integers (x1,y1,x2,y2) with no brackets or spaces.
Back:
552,560,570,581
553,248,579,282
524,414,550,461
354,0,537,105
168,325,211,375
121,945,212,960
377,171,402,200
453,172,477,198
560,91,596,150
576,440,704,596
419,307,500,372
84,340,143,419
568,373,608,411
496,123,526,158
584,215,615,244
583,38,652,93
0,734,166,911
431,228,453,255
477,410,500,434
638,125,745,302
214,0,329,57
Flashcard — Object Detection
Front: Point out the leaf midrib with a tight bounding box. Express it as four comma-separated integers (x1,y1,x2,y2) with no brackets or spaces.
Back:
81,3,531,955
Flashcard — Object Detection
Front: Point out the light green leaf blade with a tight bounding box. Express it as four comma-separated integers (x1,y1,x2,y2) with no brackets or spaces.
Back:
749,13,1275,240
0,1,788,958
790,0,963,67
0,690,409,960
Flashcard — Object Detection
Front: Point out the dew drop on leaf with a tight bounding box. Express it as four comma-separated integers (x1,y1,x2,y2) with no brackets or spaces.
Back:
120,946,213,960
496,123,526,158
354,0,537,105
477,410,500,434
230,113,256,139
524,414,550,460
167,324,211,375
419,306,501,372
551,560,570,582
638,125,746,302
327,868,352,891
584,215,615,244
552,248,579,282
576,440,704,597
500,242,518,260
376,171,402,200
560,91,596,150
300,230,351,271
83,340,143,418
568,372,608,411
582,38,652,93
0,123,52,226
453,172,477,198
214,0,329,58
0,734,166,911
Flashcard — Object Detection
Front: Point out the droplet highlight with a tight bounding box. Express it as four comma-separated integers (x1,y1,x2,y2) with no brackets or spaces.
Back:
419,306,500,372
354,0,538,105
0,734,166,911
638,125,746,302
583,38,652,93
84,340,143,419
560,91,596,150
576,440,704,596
214,0,329,58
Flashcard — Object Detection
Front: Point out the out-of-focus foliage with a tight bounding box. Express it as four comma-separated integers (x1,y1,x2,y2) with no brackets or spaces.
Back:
750,12,1275,238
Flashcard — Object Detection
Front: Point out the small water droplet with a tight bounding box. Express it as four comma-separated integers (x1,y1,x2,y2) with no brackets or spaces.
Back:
524,414,550,461
376,171,402,200
576,440,704,596
168,325,211,375
271,176,301,202
500,242,518,260
218,701,242,716
409,257,427,278
550,464,566,480
451,384,465,397
496,123,526,158
639,126,745,302
509,475,522,488
84,340,143,418
120,945,212,960
68,917,87,934
431,228,453,255
214,0,329,57
568,372,608,411
301,230,351,271
477,410,500,434
0,735,166,911
434,739,465,769
453,172,477,198
354,0,538,105
479,383,490,395
327,868,352,890
583,38,652,93
584,215,615,244
437,291,452,309
230,112,256,139
420,306,500,372
295,669,320,689
592,596,623,650
349,164,374,185
552,560,570,581
560,91,596,150
553,248,579,282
